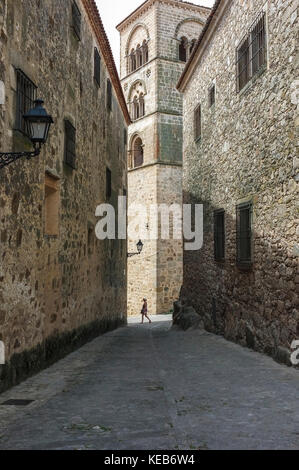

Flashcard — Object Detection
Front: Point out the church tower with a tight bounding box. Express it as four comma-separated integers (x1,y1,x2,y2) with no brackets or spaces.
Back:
117,0,210,315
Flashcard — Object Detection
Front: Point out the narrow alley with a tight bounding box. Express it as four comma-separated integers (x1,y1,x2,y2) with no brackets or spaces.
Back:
0,316,298,450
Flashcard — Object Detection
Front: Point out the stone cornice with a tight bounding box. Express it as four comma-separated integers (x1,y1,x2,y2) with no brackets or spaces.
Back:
81,0,131,125
116,0,211,32
177,0,230,92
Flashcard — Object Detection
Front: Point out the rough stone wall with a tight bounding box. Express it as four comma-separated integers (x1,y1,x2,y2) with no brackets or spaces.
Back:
119,0,209,315
182,0,298,364
0,0,128,391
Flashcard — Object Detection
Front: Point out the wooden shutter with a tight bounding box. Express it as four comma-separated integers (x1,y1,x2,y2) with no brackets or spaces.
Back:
214,210,225,261
64,120,76,169
72,2,81,40
194,105,201,141
94,48,101,86
236,202,253,265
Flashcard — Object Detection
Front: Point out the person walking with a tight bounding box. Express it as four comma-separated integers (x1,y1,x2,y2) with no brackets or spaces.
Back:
141,298,152,324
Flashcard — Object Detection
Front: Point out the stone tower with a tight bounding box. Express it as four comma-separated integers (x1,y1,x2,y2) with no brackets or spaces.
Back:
117,0,210,315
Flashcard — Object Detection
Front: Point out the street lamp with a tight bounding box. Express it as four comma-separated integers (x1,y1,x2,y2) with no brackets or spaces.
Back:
0,99,53,170
127,240,144,258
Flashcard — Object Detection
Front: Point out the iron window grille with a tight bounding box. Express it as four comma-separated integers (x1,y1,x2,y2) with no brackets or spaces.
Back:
72,1,81,40
237,12,267,92
236,202,253,266
15,69,37,136
64,120,76,169
106,167,112,199
209,84,216,108
194,104,202,141
107,79,112,111
214,210,225,261
94,48,101,86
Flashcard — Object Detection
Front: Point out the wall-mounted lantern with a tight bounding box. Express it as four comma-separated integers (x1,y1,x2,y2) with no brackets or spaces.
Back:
127,240,144,258
0,99,53,170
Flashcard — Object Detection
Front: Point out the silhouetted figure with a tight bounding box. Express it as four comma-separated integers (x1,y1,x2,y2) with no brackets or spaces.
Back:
141,298,152,324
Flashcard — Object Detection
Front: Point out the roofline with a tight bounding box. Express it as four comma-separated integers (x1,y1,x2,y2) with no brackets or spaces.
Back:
82,0,131,125
177,0,228,92
116,0,211,31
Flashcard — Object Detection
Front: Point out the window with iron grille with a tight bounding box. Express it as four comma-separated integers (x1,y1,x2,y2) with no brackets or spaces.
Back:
94,48,101,86
194,104,201,141
236,202,253,266
237,12,267,92
106,167,112,199
107,79,112,111
15,69,37,135
209,84,216,108
72,1,81,40
214,210,225,261
64,120,76,169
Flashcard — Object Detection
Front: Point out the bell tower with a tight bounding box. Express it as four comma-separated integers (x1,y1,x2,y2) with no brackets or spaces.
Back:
117,0,210,315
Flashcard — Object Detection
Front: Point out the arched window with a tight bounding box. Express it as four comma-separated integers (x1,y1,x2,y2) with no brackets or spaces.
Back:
142,40,149,64
139,93,145,117
190,39,196,55
179,37,187,62
133,137,144,168
133,96,140,120
130,49,136,72
136,45,142,68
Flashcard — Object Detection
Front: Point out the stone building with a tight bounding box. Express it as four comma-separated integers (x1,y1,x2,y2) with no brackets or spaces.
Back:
117,0,210,316
177,0,298,364
0,0,130,392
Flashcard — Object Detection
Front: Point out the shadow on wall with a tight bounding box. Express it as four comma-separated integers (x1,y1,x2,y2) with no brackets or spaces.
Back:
179,190,298,367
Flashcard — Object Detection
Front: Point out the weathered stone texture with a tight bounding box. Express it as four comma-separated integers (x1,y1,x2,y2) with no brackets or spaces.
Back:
181,0,298,364
118,0,209,315
0,0,128,391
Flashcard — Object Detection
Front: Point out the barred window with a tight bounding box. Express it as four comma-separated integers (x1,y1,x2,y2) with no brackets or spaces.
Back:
107,79,112,111
214,210,225,261
209,84,216,107
72,1,81,40
237,13,267,92
64,120,76,169
236,202,253,266
16,69,37,135
94,47,101,86
194,104,201,141
106,167,112,199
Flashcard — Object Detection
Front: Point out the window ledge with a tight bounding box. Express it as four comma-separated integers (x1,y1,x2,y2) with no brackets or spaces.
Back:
237,262,253,271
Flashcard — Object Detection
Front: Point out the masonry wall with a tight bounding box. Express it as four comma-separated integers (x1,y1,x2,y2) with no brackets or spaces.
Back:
119,0,209,315
181,0,298,365
0,0,128,392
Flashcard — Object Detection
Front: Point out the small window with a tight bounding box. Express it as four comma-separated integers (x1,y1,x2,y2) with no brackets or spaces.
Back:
124,129,127,147
214,210,225,261
209,84,216,107
94,48,101,86
15,69,37,135
107,79,112,111
236,202,253,266
72,1,81,40
45,174,60,236
237,12,266,92
179,37,187,62
64,120,76,169
106,167,112,199
194,104,201,141
133,137,144,168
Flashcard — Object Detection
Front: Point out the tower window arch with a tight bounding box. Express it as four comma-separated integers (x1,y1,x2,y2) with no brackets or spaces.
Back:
132,136,144,168
132,96,140,120
179,37,188,62
139,93,145,118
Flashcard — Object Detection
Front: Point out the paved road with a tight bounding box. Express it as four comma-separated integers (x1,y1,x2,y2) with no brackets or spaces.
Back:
0,315,298,450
